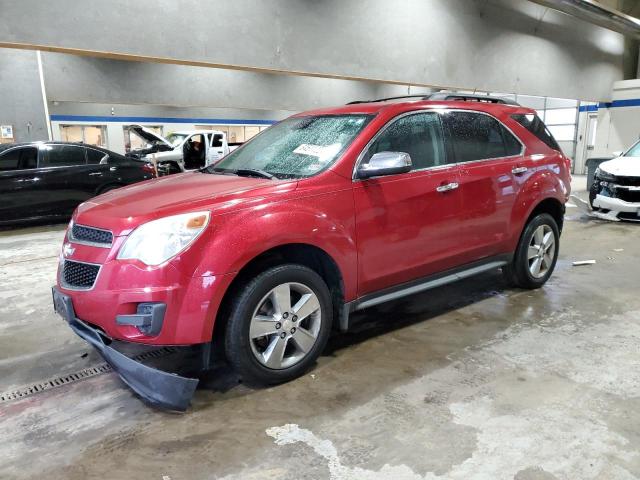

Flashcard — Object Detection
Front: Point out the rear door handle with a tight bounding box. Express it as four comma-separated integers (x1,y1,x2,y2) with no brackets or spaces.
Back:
436,182,459,193
512,166,528,175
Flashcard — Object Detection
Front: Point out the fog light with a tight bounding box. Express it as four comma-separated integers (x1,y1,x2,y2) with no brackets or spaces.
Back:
116,302,166,336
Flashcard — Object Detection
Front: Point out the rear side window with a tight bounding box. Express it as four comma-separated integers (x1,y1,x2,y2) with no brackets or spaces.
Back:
211,133,223,148
42,145,87,167
0,147,38,171
442,111,522,163
86,148,107,164
366,112,447,169
510,114,560,151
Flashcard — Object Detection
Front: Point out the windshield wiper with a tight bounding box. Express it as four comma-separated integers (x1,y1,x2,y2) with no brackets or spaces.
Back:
234,168,275,180
202,166,232,174
202,166,275,179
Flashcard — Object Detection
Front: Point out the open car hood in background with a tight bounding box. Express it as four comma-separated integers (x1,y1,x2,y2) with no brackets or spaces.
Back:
129,125,174,149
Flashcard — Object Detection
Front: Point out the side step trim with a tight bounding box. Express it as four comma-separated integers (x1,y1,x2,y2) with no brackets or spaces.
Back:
339,256,509,331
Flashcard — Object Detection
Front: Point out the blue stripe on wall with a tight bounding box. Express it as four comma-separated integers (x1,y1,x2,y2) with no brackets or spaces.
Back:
50,115,278,125
606,98,640,108
578,99,640,113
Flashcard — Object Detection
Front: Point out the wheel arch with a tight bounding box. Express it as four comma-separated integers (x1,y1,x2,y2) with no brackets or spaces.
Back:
509,165,568,251
525,197,565,233
210,243,346,348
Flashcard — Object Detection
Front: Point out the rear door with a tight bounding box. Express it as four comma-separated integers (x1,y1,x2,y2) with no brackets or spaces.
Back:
84,147,116,191
207,133,226,165
0,145,42,222
441,110,524,261
39,144,92,215
353,111,465,295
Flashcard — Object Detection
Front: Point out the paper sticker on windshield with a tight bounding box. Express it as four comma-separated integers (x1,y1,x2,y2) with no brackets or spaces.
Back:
293,144,334,157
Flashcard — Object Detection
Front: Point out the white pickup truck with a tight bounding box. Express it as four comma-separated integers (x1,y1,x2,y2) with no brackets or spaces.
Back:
126,125,240,174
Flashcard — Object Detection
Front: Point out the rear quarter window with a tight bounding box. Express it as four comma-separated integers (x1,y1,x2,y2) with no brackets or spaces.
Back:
86,148,108,164
510,114,561,152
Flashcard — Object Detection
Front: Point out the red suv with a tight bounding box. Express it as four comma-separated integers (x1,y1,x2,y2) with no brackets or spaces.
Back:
52,94,571,410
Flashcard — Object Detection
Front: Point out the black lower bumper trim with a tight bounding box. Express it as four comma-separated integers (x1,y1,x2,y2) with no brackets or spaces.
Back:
52,286,198,411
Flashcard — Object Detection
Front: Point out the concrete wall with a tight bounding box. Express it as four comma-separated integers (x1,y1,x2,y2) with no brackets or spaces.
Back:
0,0,626,101
0,49,48,142
41,53,435,113
40,53,439,153
41,52,380,112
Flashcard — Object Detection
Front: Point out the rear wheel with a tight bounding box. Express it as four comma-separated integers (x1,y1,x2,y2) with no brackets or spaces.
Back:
502,213,559,289
224,264,332,385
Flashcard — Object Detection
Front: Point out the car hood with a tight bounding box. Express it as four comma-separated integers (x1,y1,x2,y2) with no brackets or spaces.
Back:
75,173,297,235
599,156,640,177
129,125,173,149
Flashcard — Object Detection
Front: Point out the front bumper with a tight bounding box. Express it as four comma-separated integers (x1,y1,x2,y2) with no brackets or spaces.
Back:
593,194,640,215
52,286,198,411
592,194,640,222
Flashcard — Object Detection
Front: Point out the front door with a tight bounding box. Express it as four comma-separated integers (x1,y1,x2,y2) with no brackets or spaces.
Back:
207,132,225,166
353,111,464,296
183,134,206,169
0,145,41,222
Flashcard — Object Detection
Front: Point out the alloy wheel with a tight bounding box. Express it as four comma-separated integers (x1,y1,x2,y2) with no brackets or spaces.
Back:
249,282,322,370
527,224,556,279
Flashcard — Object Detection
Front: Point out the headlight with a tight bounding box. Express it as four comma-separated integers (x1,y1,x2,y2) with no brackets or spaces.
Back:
595,167,616,183
117,211,210,266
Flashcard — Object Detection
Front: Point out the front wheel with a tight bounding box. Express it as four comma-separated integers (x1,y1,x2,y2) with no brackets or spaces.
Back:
502,213,560,289
224,264,333,386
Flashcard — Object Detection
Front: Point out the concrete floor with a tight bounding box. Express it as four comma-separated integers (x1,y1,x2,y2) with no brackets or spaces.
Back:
1,176,640,479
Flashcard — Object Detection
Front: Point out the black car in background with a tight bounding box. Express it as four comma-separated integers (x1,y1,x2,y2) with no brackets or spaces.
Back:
0,142,155,225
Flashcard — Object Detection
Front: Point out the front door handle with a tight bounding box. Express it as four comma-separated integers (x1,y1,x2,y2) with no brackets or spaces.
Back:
512,166,528,175
436,182,459,193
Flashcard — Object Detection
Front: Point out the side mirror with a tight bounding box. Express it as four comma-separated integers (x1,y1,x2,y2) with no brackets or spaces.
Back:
612,151,623,157
99,154,109,164
357,152,412,179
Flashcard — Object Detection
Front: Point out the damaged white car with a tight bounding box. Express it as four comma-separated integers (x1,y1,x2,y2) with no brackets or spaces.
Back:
590,140,640,221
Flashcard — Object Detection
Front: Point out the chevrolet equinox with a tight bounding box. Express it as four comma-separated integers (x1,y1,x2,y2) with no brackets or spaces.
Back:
52,94,571,410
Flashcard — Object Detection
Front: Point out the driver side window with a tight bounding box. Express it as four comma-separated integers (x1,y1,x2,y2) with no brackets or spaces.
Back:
0,147,38,171
365,112,447,170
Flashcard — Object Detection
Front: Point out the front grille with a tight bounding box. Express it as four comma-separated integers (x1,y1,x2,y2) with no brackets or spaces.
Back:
62,260,100,290
615,189,640,203
70,224,113,246
614,176,640,187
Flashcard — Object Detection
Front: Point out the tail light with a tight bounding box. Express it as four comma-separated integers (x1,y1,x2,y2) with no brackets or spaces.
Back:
141,162,157,177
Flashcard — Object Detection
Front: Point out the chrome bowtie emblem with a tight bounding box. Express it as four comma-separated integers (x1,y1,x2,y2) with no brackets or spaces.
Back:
63,243,75,258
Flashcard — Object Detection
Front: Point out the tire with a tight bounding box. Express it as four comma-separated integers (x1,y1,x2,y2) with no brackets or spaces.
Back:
588,186,597,209
224,264,333,386
502,213,560,289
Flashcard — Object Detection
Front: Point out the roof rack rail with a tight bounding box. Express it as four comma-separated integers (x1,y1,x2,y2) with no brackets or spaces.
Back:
346,94,431,105
427,93,520,106
346,93,520,106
